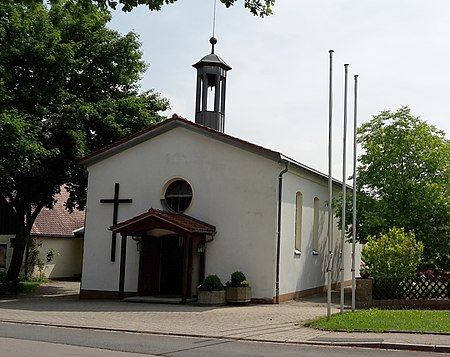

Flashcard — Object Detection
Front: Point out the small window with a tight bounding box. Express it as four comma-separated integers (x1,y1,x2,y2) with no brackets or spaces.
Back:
295,192,303,251
164,180,193,213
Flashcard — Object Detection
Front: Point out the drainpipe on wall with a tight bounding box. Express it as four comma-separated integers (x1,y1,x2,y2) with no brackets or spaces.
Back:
275,161,289,304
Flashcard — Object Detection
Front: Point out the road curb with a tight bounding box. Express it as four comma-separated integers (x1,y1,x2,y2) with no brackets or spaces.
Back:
1,319,449,354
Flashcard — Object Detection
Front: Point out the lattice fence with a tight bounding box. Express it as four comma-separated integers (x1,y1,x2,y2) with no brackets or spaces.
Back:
373,277,449,300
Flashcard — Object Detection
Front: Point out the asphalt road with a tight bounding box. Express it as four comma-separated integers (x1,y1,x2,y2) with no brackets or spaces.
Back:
0,322,446,357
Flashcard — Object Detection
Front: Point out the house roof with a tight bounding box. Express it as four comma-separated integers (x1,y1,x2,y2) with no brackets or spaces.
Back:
80,114,342,186
31,187,85,238
110,208,216,236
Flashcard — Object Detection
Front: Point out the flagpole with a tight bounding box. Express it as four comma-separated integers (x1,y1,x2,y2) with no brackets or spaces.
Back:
340,63,349,314
327,49,334,320
351,74,359,312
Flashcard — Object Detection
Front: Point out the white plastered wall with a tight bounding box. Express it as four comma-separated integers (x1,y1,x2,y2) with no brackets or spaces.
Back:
279,167,361,296
0,235,14,272
33,237,83,279
0,235,83,279
82,127,279,299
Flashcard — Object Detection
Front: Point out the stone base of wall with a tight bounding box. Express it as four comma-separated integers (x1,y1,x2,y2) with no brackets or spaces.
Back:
251,297,276,304
80,289,136,299
278,285,326,303
355,277,373,309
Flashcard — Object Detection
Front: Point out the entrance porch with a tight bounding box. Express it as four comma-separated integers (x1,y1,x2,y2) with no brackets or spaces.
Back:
110,208,216,303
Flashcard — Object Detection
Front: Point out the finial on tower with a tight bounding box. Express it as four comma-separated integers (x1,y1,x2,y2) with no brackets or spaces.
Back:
210,37,217,54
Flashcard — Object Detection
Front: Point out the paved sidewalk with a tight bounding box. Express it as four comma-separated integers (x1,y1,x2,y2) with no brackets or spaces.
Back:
0,281,449,353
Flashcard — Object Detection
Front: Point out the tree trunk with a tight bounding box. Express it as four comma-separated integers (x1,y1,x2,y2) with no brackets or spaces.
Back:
4,227,27,291
3,204,41,293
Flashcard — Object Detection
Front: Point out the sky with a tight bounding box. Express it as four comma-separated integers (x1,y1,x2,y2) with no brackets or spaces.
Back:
108,0,450,178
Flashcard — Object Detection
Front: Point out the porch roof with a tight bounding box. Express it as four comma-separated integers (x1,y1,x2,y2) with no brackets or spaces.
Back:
110,208,216,236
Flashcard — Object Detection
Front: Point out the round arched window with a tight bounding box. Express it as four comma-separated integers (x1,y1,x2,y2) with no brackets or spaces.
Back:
164,180,193,213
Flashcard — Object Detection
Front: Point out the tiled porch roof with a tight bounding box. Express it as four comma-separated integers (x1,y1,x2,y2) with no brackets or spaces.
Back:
110,208,216,236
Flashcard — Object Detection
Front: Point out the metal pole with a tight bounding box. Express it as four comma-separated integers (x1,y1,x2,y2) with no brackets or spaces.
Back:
351,74,359,312
327,50,334,320
212,0,217,38
340,64,349,314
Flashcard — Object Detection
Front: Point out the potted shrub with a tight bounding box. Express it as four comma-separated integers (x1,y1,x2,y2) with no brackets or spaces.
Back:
225,271,252,304
197,275,226,306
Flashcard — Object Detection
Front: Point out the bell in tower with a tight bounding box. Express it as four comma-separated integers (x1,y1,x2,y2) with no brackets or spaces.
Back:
193,37,231,133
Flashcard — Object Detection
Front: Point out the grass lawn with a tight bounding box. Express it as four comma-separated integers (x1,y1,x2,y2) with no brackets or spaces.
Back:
18,280,43,294
305,309,450,333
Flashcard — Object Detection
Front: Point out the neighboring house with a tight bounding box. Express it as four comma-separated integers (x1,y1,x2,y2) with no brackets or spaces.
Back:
79,40,361,303
0,187,85,279
0,199,15,274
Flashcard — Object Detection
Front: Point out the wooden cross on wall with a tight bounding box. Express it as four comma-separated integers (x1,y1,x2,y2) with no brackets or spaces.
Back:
100,182,132,262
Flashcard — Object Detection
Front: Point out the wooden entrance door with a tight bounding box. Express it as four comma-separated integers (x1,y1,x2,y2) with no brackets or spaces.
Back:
159,236,183,295
139,235,183,296
139,238,160,296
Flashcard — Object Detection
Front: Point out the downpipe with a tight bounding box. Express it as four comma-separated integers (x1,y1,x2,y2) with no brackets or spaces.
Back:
275,161,289,304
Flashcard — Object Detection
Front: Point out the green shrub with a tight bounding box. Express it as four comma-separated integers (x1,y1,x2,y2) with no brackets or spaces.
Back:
231,271,246,284
18,281,41,294
200,275,224,291
227,271,250,287
361,227,423,279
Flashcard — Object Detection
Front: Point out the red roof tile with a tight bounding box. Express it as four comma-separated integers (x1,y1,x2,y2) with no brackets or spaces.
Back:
31,187,85,238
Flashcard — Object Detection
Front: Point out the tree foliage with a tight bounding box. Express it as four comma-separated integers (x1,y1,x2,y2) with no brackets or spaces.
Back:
0,0,168,286
338,107,450,270
361,227,424,279
96,0,275,17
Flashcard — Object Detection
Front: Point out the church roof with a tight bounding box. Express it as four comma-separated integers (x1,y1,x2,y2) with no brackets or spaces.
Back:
80,114,340,185
81,114,281,165
110,208,216,236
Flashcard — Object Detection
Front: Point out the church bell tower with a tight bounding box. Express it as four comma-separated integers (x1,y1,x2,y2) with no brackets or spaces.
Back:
193,37,231,133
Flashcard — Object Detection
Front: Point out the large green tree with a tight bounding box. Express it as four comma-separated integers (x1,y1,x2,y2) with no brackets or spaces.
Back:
0,0,168,287
98,0,275,17
339,107,450,270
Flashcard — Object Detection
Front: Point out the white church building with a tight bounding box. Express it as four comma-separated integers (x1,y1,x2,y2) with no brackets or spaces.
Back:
80,38,359,303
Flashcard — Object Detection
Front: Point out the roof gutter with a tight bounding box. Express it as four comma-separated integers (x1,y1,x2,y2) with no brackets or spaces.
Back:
275,160,289,304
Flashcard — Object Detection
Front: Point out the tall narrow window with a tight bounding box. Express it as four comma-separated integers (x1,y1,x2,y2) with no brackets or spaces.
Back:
295,192,303,251
206,78,216,111
313,197,320,252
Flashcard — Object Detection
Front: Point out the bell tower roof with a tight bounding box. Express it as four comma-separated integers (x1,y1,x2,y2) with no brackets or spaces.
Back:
192,37,231,70
192,53,231,70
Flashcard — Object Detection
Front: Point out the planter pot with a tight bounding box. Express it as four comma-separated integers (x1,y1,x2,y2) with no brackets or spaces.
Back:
197,290,226,306
226,286,252,304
